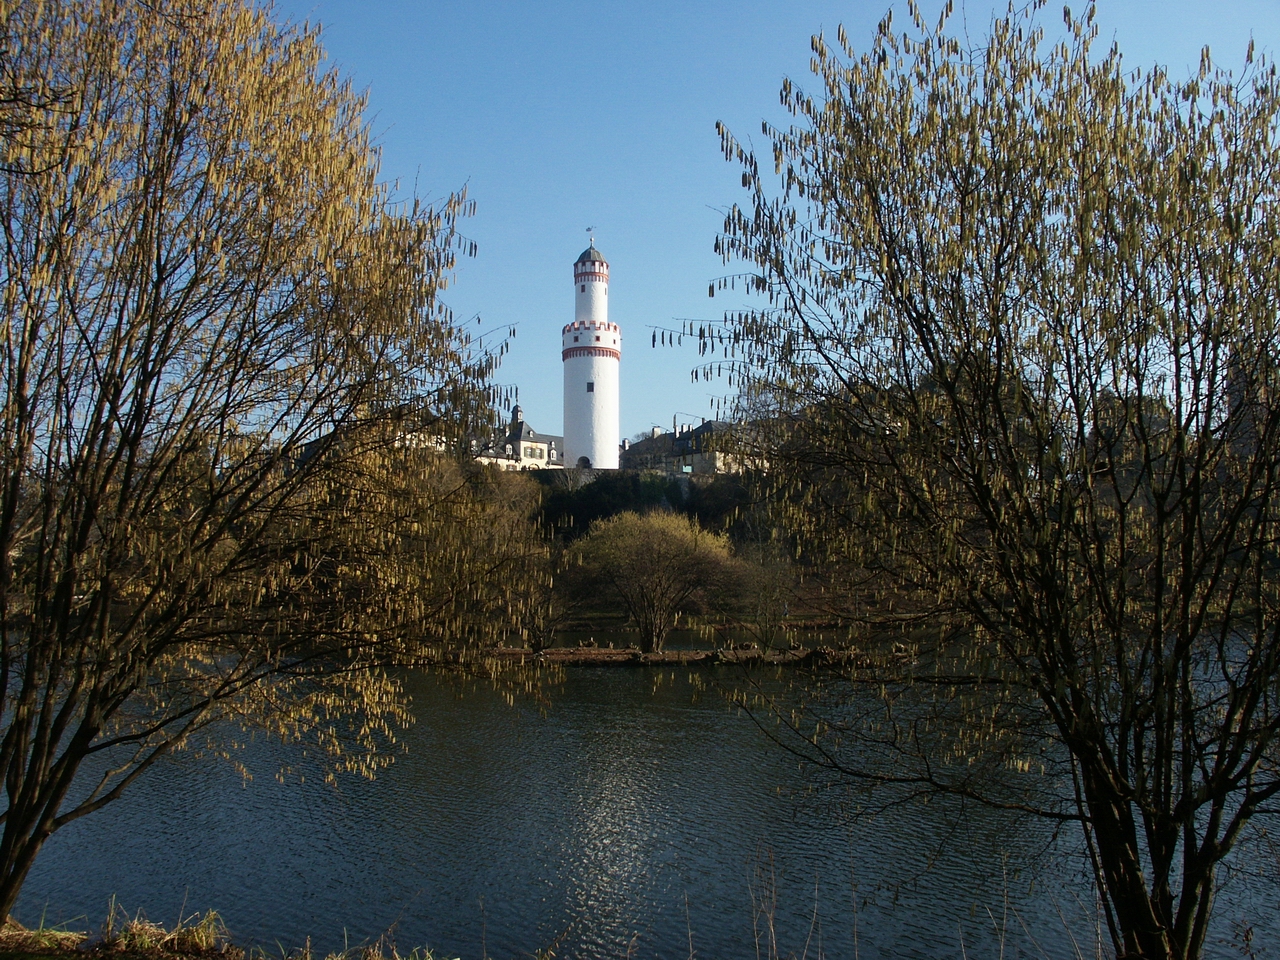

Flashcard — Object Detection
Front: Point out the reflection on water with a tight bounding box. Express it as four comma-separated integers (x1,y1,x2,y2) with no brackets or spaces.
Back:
16,666,1276,959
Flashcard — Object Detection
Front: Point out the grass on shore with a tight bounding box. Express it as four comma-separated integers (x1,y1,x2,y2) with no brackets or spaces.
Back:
0,910,460,960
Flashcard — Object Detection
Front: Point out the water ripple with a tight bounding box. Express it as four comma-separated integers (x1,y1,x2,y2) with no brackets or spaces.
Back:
17,667,1276,959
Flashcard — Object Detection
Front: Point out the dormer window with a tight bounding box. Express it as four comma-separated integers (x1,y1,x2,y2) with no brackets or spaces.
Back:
504,443,512,455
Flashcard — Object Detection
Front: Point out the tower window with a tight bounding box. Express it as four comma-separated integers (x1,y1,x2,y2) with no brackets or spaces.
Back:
587,382,595,393
573,336,579,342
595,335,600,342
580,285,585,292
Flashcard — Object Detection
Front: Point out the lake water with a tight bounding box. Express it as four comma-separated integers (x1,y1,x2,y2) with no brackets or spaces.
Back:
16,664,1277,959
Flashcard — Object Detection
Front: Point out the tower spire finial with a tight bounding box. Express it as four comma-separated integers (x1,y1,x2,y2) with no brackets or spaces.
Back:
586,225,594,245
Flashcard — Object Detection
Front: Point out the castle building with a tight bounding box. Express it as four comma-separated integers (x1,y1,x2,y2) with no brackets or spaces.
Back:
472,404,564,471
619,419,740,475
562,244,621,469
464,243,744,477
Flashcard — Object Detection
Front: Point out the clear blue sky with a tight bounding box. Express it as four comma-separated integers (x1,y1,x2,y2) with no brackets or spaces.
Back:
271,0,1280,440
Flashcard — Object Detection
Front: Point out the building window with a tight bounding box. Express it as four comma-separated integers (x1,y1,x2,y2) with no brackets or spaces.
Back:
573,336,579,342
586,382,594,393
595,335,600,342
580,284,585,292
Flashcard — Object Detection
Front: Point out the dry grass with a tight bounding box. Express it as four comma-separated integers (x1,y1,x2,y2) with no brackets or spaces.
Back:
0,904,241,960
101,905,237,957
270,935,457,960
0,909,462,960
0,915,86,954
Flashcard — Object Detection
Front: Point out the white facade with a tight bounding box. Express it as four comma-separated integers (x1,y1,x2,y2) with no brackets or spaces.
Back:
562,245,621,469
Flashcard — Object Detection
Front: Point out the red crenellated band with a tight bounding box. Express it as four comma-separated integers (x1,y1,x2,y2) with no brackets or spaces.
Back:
562,320,619,333
562,346,621,361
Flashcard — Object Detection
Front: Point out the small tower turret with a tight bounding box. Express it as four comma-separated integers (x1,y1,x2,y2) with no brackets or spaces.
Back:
562,243,620,469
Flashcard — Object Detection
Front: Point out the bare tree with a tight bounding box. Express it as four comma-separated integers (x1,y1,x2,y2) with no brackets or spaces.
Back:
0,0,518,917
710,3,1280,958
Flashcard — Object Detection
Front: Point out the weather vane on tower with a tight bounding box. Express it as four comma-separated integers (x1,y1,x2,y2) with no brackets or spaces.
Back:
586,225,594,244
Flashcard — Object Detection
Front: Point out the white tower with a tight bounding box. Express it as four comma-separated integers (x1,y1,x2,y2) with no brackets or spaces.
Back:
562,243,620,469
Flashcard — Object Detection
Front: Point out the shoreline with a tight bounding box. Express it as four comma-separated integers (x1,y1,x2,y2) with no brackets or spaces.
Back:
485,645,870,667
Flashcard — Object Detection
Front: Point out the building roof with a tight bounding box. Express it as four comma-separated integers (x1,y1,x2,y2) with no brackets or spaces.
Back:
575,244,607,265
508,421,546,442
619,421,732,472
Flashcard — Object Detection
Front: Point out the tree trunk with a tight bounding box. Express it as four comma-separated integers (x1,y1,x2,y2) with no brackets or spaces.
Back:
0,767,82,922
0,832,49,921
0,703,102,923
1078,760,1177,959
